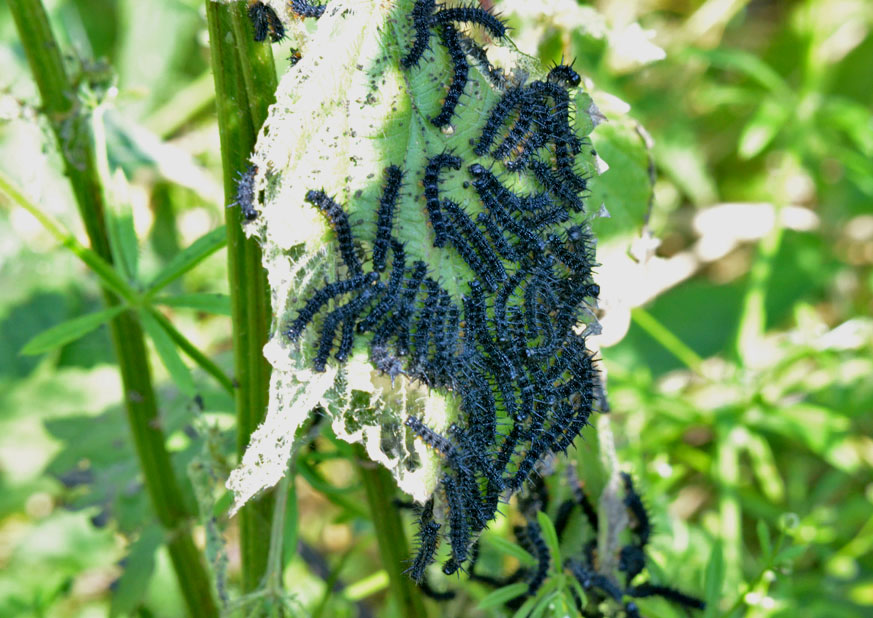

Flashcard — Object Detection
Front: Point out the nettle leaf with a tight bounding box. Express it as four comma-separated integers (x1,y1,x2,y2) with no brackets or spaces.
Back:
587,119,653,242
227,0,642,573
109,525,164,617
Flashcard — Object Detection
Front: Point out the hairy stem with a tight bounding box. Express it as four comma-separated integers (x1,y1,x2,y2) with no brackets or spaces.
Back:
8,0,217,614
205,0,278,593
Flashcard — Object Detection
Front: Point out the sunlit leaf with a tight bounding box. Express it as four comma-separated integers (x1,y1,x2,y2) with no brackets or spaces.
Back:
104,169,141,283
478,582,529,610
703,541,724,618
738,99,790,159
146,226,226,294
756,520,772,562
154,293,232,316
487,534,538,568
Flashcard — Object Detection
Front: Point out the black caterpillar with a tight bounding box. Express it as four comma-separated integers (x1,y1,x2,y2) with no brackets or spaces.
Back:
275,0,605,592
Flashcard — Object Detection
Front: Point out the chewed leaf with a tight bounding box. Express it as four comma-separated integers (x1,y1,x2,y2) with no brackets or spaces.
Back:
227,363,338,516
228,0,616,574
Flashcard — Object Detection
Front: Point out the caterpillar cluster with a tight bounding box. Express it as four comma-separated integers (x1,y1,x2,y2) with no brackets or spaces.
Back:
276,0,604,588
401,0,507,127
562,475,705,617
456,474,705,617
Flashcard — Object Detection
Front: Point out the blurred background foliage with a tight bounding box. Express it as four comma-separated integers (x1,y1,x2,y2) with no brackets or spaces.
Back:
0,0,871,616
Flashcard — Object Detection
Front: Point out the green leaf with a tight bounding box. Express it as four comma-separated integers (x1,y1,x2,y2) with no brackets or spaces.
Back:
212,491,234,518
756,520,772,562
687,47,790,97
744,432,785,503
653,132,719,206
527,575,563,618
146,226,226,295
773,544,806,565
20,305,125,355
297,458,357,495
109,526,164,617
750,403,851,469
567,575,587,610
104,169,140,282
155,293,232,316
478,582,529,610
821,97,873,156
536,510,561,566
703,541,724,618
139,309,197,398
486,534,538,568
511,595,539,618
529,589,561,618
588,121,653,240
738,99,790,159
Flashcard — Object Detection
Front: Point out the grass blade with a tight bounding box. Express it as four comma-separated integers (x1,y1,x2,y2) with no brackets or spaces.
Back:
487,534,538,568
143,306,234,395
146,226,227,295
139,308,197,398
703,540,724,618
478,582,529,610
20,305,125,355
155,293,232,316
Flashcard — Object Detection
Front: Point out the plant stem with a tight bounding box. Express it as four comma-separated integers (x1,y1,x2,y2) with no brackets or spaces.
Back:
205,0,278,593
8,1,217,614
356,446,429,618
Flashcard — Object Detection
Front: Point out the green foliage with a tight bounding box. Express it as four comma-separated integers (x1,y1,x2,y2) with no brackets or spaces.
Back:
0,0,871,616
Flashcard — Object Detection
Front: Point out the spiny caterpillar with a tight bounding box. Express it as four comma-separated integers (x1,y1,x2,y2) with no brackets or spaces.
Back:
431,23,469,127
372,165,404,272
229,165,259,220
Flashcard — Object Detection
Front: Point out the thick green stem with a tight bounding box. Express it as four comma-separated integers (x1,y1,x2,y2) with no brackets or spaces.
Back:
205,1,278,593
356,447,429,618
8,0,217,615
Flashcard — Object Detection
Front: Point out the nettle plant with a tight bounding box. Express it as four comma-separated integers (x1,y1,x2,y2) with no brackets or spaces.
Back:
221,0,704,615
